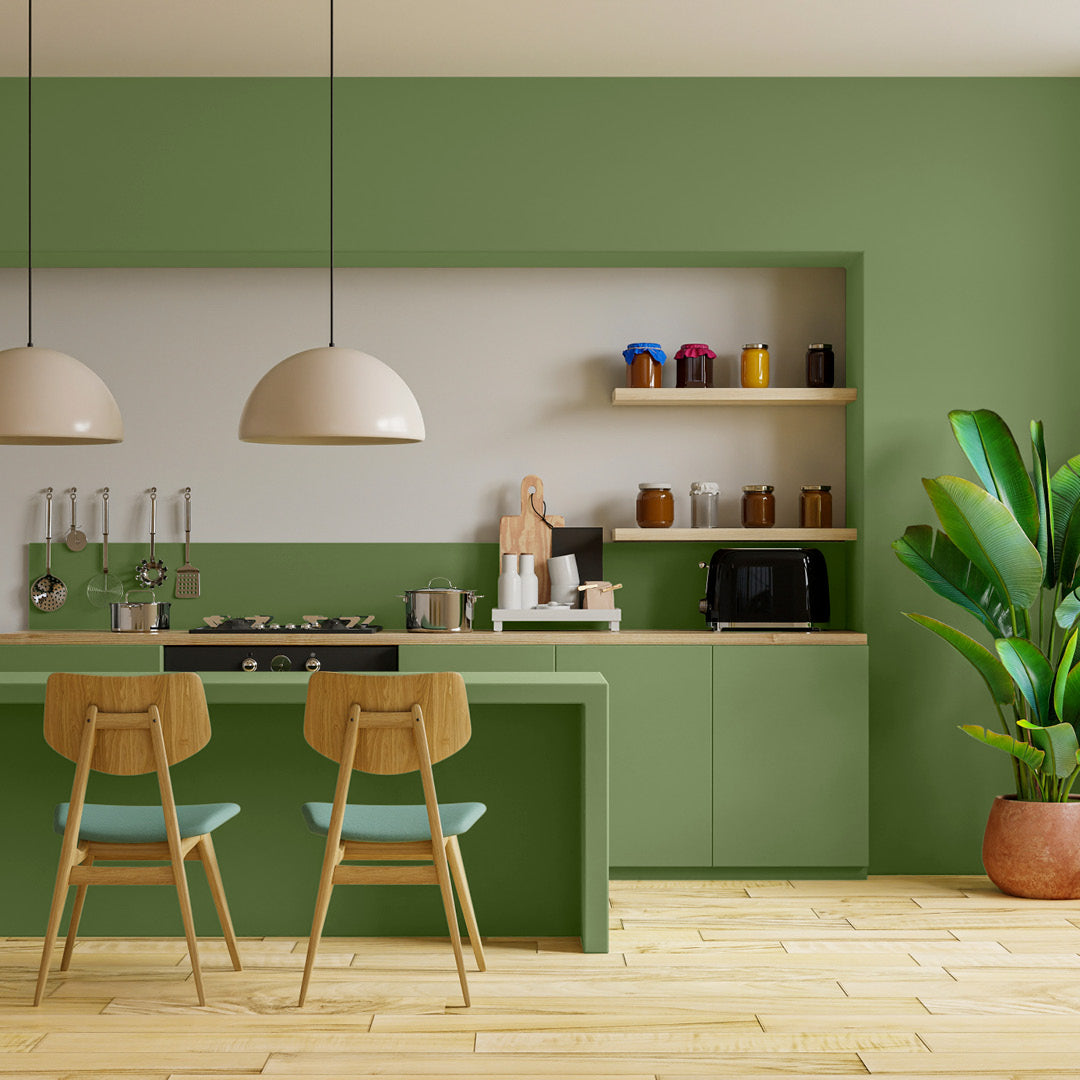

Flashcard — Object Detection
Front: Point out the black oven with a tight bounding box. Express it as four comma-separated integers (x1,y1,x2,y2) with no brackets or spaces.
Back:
163,644,398,674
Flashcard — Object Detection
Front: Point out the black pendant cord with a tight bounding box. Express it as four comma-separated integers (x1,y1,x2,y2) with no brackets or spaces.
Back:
26,0,33,348
328,0,335,348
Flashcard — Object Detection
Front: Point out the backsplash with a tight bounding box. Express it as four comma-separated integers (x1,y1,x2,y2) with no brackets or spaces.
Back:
27,541,852,632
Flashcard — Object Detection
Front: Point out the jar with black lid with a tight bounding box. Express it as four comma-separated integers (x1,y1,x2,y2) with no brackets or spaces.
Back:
806,343,835,388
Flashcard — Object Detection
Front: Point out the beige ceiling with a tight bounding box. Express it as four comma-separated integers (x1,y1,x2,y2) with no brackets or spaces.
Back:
1,0,1078,77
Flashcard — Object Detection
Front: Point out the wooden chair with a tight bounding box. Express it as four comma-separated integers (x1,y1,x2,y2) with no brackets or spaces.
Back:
35,672,242,1006
298,671,487,1007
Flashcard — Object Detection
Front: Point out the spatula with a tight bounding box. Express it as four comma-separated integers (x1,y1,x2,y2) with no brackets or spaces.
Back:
175,487,201,598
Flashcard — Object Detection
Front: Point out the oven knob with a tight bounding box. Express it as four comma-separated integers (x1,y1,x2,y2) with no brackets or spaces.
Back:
305,655,322,673
241,656,258,673
271,654,292,672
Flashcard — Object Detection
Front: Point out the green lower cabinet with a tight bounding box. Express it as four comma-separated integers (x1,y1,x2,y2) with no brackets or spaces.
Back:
557,645,712,867
0,644,162,672
398,644,555,673
712,645,868,870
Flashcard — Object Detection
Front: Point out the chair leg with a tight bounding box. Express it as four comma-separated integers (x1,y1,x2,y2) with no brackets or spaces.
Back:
446,835,486,972
299,841,339,1007
196,835,241,972
170,848,206,1006
60,855,94,972
34,857,75,1005
432,835,470,1007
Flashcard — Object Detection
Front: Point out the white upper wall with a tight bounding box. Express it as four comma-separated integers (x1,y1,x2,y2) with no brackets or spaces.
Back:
0,0,1077,77
0,265,846,630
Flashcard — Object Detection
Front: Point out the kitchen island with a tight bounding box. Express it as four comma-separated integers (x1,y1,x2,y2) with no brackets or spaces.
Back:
0,663,609,951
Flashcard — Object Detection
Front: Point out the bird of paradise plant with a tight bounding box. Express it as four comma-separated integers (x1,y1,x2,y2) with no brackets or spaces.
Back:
893,409,1080,801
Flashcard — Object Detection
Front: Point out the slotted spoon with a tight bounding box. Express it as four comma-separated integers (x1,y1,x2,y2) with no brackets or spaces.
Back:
30,488,67,612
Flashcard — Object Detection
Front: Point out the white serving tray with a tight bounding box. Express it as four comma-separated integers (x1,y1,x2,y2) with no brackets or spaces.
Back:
491,608,622,632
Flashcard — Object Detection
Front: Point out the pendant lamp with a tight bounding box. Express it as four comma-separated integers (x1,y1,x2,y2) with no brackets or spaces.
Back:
0,0,123,445
238,0,424,445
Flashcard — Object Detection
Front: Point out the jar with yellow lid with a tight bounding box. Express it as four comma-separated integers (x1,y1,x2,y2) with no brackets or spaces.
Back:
799,485,833,528
740,344,770,388
741,485,775,528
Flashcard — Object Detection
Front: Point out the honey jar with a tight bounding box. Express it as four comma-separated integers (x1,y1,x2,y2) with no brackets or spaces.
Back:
636,483,675,528
623,342,666,389
741,485,775,528
800,485,833,528
806,344,835,388
740,344,770,388
674,343,716,389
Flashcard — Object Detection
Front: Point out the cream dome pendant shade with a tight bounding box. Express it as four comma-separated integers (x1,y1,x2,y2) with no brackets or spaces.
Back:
0,346,123,444
238,346,424,445
1,0,123,445
238,0,424,446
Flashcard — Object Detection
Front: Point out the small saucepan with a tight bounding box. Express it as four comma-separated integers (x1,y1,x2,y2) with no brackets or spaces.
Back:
111,589,171,633
399,578,482,632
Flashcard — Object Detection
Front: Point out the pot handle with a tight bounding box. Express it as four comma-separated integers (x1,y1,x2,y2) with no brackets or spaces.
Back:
426,576,455,589
123,588,157,604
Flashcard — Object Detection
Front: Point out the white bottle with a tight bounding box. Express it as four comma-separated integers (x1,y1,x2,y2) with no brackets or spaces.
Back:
519,553,539,609
498,553,522,610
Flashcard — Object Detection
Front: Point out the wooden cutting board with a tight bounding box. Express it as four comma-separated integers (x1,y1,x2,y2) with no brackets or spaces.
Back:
499,475,564,603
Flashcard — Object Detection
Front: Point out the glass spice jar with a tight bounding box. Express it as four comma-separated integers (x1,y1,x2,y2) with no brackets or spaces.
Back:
689,481,721,528
623,342,666,389
799,485,833,528
740,344,770,388
674,343,716,389
741,485,776,528
636,483,675,528
806,343,835,388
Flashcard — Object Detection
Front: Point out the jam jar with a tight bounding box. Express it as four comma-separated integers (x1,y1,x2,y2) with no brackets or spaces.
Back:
740,344,770,388
674,343,716,389
806,343,835,388
623,342,666,389
800,485,833,528
741,485,775,528
636,483,675,528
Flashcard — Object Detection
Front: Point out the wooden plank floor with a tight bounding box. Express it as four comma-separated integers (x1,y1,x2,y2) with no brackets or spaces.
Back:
3,876,1080,1078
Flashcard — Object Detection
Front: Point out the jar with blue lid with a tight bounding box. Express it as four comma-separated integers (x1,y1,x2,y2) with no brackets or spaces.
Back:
623,342,666,389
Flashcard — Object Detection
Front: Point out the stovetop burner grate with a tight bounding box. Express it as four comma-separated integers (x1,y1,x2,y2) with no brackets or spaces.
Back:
190,615,382,634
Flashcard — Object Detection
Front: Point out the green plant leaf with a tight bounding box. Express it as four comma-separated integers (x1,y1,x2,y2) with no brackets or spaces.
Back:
1017,719,1080,779
996,638,1054,725
892,526,1012,637
1051,455,1080,590
923,475,1043,613
1057,587,1080,633
960,724,1045,771
1054,630,1078,722
906,613,1014,704
1031,420,1056,588
949,410,1039,544
1056,664,1080,730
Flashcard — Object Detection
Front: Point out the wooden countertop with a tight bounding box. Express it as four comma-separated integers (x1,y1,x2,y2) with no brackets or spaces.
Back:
1,629,867,645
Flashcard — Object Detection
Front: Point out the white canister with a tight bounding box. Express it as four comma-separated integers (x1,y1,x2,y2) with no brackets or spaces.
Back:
689,481,721,528
498,553,522,609
519,553,539,609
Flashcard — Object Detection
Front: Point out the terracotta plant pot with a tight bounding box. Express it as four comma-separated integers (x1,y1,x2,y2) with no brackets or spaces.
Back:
983,794,1080,899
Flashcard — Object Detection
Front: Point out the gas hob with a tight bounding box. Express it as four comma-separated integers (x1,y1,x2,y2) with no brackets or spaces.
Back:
189,615,382,634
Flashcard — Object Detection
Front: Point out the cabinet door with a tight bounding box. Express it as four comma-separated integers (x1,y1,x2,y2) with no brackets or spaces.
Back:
398,643,555,673
713,645,868,869
557,645,712,867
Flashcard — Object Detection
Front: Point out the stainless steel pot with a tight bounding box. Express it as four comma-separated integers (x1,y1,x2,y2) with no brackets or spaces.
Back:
111,589,171,633
399,578,482,632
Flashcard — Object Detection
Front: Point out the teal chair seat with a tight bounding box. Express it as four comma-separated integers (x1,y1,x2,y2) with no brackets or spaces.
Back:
302,801,486,843
54,802,241,844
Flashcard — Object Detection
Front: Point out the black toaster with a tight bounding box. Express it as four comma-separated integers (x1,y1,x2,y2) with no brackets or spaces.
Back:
699,548,830,630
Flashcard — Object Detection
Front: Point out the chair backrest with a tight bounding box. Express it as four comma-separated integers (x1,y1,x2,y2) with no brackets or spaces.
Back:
43,672,211,776
303,671,471,775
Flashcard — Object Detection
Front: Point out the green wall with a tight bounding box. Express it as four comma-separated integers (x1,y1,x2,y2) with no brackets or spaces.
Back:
4,77,1080,872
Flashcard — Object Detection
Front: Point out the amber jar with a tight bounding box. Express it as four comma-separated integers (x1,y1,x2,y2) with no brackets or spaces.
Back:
740,344,770,388
806,344,835,388
636,483,675,528
799,485,833,528
623,342,666,389
674,343,716,389
741,485,775,528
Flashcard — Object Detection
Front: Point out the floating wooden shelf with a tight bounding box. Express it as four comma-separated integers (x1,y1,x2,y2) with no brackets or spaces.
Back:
611,387,857,406
611,528,857,542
